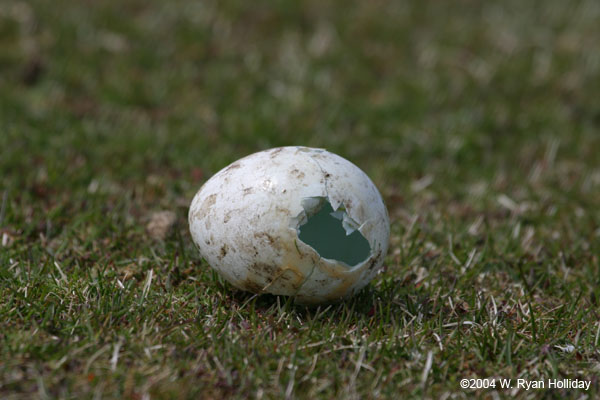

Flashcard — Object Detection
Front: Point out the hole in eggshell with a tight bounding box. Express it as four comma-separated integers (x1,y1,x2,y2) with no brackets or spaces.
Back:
296,197,371,267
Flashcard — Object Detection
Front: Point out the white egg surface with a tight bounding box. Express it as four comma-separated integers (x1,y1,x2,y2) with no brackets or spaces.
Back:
188,146,390,304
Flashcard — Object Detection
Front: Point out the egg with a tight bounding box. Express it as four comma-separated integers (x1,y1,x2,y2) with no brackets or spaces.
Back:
188,146,390,304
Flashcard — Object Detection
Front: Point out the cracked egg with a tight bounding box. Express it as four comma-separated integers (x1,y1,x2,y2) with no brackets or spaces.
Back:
188,146,390,304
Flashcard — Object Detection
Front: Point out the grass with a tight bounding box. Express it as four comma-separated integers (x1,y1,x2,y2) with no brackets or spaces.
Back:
1,0,600,398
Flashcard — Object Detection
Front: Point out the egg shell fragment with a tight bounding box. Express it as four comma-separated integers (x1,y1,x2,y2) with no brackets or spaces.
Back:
188,146,390,304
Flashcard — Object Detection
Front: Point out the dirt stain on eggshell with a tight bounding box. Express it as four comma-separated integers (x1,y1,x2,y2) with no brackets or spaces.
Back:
219,244,228,260
240,279,265,293
244,263,305,294
224,162,241,172
290,168,305,180
270,147,284,158
253,232,280,250
194,193,217,221
367,252,382,270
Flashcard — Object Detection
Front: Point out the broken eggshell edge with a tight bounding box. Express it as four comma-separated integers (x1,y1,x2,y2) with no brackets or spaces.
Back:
188,146,390,304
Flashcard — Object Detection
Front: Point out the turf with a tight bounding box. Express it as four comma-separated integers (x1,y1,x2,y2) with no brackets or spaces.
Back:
1,0,600,398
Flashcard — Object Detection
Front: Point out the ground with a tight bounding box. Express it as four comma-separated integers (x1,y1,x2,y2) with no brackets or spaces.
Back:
1,0,600,399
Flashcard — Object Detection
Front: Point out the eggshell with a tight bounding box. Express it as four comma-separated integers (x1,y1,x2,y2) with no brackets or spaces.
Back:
188,146,390,304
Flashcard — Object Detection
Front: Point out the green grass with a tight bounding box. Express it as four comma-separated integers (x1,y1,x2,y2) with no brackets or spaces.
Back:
1,0,600,398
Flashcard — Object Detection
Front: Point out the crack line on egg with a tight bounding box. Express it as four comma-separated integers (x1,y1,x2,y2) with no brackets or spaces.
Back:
294,260,318,297
290,238,320,297
357,217,376,237
258,266,303,294
307,152,331,203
